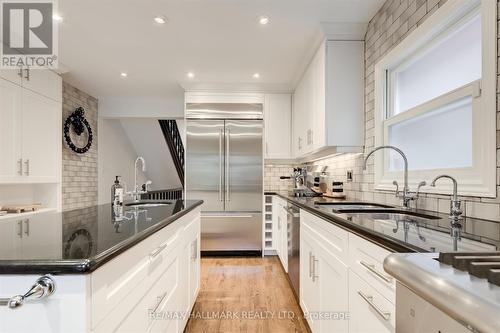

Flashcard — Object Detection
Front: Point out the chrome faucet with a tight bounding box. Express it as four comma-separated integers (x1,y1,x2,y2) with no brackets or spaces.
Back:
364,146,426,208
430,175,462,222
127,157,150,201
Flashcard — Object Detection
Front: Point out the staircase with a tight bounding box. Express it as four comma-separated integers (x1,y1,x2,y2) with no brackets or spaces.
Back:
159,120,185,187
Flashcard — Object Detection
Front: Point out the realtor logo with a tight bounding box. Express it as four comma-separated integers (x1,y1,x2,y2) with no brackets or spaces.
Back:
1,0,58,68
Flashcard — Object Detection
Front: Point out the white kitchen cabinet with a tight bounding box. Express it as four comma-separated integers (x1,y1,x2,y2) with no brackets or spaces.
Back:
0,78,23,179
274,197,288,272
349,270,395,333
0,67,61,101
0,219,19,259
21,89,61,180
299,209,397,333
0,68,23,87
264,94,292,159
22,69,62,102
293,40,364,158
300,211,349,333
0,71,62,184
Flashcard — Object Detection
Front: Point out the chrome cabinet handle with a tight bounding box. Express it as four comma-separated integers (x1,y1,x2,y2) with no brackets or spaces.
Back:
312,255,319,282
24,219,29,236
357,291,391,321
17,158,23,175
225,129,230,202
219,129,223,202
24,159,30,176
150,291,168,314
149,243,168,259
309,252,313,278
191,239,198,260
360,261,393,283
24,68,30,81
17,221,22,238
0,276,56,309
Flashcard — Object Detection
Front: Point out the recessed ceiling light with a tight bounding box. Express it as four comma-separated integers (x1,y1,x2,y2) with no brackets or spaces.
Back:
258,16,269,25
187,72,195,78
154,16,167,24
252,73,260,79
52,14,63,22
120,72,128,78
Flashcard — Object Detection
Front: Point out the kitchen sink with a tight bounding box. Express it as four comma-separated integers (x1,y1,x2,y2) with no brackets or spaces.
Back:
339,209,441,221
125,201,172,208
314,202,394,211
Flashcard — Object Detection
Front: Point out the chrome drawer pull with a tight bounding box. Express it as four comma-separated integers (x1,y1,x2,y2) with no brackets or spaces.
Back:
150,291,168,314
0,276,56,309
149,243,168,259
312,255,319,282
358,291,391,321
360,261,392,283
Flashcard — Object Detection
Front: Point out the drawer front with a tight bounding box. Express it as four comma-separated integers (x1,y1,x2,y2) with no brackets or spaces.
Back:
91,209,198,328
300,209,349,264
348,233,395,303
349,270,395,333
94,244,181,333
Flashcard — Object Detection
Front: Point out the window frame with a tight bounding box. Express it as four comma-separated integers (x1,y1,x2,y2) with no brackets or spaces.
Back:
373,0,497,198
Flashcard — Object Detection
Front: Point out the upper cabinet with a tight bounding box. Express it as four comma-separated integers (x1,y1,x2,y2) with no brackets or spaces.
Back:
0,69,62,183
264,94,292,159
293,40,364,159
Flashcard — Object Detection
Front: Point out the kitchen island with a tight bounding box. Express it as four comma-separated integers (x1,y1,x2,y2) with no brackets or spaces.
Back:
0,199,202,333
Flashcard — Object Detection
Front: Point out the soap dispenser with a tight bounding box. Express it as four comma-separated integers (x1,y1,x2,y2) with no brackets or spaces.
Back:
111,176,124,206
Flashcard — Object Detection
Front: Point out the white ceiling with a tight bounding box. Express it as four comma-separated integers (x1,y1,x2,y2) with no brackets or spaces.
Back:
59,0,384,99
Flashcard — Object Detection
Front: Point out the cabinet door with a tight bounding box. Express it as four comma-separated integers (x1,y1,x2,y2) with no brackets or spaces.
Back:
0,78,23,179
20,212,62,259
0,68,23,86
21,88,61,180
280,203,288,271
312,43,326,150
188,221,200,306
293,76,307,157
349,270,395,333
300,228,319,331
0,218,21,259
264,94,292,159
22,68,62,102
314,239,349,333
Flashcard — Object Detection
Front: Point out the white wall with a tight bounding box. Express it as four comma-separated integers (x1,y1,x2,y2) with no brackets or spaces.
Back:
99,95,184,119
120,119,182,191
97,119,147,204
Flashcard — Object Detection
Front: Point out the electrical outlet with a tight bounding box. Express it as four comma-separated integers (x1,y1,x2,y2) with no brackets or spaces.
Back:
346,169,353,182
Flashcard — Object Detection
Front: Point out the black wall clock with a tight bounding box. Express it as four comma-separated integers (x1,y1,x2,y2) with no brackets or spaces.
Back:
64,107,93,154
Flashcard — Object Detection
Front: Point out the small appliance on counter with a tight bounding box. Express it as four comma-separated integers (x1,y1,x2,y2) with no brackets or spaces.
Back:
111,176,124,206
322,181,346,199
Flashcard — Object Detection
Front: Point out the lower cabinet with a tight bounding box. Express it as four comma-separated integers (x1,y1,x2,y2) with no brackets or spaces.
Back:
299,209,394,333
274,197,288,272
300,212,349,333
348,271,395,333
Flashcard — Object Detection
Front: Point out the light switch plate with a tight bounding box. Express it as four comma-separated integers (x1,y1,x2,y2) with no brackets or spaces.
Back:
346,169,353,182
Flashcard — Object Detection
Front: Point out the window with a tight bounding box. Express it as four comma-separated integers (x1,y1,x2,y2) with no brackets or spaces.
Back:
373,0,497,197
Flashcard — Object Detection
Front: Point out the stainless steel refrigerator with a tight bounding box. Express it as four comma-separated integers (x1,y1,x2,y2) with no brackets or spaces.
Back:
186,103,263,255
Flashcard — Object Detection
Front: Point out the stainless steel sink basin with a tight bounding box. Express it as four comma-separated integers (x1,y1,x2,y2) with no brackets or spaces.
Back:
125,201,172,208
339,209,441,221
314,202,394,211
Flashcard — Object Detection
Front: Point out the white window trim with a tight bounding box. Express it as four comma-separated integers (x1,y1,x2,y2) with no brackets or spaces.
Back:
373,0,497,198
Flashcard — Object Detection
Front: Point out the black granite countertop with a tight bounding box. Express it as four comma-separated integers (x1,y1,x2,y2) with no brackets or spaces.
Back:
0,200,203,274
270,192,499,253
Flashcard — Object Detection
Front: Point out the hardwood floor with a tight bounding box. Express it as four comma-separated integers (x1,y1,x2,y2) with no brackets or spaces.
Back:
184,256,310,333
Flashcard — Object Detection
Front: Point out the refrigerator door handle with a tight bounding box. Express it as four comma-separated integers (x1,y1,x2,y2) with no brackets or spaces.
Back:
219,128,223,202
225,128,230,202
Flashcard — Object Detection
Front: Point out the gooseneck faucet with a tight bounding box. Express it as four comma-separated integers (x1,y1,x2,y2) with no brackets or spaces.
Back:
126,157,150,201
430,175,462,221
364,146,426,208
